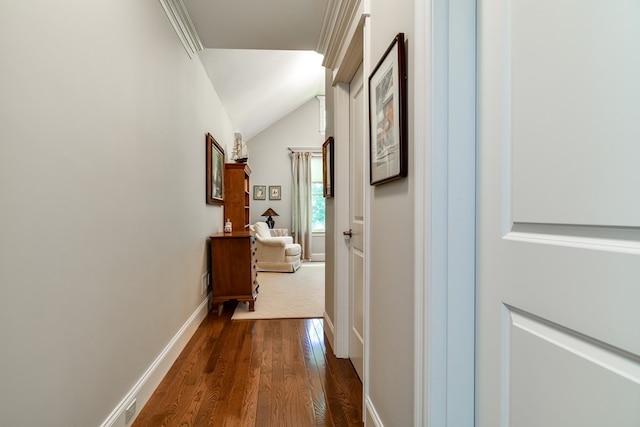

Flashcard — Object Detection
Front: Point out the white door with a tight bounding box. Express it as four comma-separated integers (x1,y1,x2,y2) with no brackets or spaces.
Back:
476,1,640,426
347,63,365,380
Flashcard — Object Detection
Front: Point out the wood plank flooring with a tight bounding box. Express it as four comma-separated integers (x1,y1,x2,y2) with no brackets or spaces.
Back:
133,302,363,427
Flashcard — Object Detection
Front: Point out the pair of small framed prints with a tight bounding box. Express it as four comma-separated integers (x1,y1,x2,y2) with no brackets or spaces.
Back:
253,185,280,200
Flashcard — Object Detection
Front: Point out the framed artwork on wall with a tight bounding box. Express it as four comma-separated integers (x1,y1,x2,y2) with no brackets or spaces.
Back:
269,185,281,200
368,33,408,185
253,185,266,200
206,133,224,205
322,136,334,197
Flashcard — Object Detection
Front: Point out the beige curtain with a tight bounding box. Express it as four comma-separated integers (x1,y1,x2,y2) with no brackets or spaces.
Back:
291,151,312,260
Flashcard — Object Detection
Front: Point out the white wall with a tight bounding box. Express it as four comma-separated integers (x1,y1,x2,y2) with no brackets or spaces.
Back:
366,1,416,423
246,98,325,249
0,1,233,425
324,69,336,325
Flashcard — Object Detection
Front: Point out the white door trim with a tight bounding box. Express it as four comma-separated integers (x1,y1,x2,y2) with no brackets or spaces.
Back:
331,6,368,361
413,0,431,423
414,0,476,425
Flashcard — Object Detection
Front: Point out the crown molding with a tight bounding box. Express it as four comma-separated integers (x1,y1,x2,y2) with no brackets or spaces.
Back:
316,0,364,69
316,0,340,58
159,0,203,58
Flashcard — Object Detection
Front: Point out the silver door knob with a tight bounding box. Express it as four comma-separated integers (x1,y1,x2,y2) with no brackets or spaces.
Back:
343,229,353,237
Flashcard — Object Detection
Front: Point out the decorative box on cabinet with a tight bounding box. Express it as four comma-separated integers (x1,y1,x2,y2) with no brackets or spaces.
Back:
209,231,258,313
224,163,251,231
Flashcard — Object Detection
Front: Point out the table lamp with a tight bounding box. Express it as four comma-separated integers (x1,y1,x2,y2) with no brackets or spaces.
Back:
261,208,279,229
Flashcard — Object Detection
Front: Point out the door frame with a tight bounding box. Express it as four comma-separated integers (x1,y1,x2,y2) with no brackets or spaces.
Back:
414,0,477,425
330,7,369,416
332,23,368,353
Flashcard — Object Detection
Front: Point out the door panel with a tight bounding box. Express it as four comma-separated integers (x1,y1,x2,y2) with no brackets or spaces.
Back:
349,64,365,380
508,0,640,227
477,0,640,425
507,308,640,426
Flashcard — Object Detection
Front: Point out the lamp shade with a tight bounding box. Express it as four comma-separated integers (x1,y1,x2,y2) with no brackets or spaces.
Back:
261,208,279,217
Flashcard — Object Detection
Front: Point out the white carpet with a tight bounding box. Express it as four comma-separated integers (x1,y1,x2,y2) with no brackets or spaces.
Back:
231,262,325,320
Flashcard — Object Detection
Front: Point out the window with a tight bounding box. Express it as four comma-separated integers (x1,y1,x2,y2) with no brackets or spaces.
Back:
311,156,325,232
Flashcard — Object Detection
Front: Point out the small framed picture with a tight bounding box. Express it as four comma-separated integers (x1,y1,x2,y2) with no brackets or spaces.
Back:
269,185,281,200
322,137,334,198
253,185,266,200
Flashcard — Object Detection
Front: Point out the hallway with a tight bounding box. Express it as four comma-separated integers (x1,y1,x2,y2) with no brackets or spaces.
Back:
134,302,363,426
2,1,426,425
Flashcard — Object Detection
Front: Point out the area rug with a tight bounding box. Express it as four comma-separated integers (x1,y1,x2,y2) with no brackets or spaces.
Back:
231,262,324,320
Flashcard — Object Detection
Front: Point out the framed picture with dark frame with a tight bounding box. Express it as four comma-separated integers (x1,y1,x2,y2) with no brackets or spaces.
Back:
206,133,225,205
269,185,281,200
368,33,408,185
322,136,334,197
253,185,266,200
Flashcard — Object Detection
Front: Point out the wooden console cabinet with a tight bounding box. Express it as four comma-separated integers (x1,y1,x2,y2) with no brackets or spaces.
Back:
209,231,258,312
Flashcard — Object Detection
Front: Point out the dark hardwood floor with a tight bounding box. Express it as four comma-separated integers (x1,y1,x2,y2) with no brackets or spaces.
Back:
134,301,364,427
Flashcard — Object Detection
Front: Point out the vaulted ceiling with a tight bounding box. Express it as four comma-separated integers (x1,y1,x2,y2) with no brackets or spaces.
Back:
181,0,329,141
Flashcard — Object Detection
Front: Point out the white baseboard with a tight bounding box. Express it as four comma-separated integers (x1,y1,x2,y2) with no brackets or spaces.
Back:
365,396,384,427
100,297,210,427
310,253,326,262
323,311,335,353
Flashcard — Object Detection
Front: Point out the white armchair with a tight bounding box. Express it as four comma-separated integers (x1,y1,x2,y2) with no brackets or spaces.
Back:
252,222,302,272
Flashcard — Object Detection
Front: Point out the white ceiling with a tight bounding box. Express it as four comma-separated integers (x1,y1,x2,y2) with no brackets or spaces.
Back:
183,0,328,141
198,49,325,141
